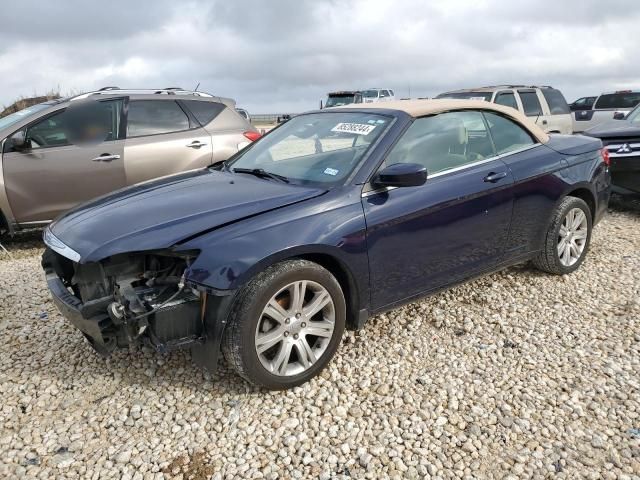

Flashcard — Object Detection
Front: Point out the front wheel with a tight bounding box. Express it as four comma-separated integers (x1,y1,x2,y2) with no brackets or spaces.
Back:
533,196,593,275
222,259,346,389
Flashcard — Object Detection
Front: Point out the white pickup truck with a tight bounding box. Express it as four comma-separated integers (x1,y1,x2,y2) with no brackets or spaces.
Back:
573,90,640,133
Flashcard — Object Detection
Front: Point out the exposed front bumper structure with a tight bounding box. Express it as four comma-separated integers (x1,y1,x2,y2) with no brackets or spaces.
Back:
42,246,236,371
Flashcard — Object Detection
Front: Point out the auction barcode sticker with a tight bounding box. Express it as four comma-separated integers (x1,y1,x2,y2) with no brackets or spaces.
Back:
331,123,377,135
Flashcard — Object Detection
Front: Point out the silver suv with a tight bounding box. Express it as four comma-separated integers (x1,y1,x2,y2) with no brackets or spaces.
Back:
436,85,573,134
0,88,259,234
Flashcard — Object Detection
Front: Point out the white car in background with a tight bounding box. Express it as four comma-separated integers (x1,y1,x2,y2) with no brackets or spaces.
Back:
361,88,395,103
436,85,573,134
572,90,640,133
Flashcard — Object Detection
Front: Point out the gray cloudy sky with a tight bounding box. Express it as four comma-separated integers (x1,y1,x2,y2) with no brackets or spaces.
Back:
1,0,639,113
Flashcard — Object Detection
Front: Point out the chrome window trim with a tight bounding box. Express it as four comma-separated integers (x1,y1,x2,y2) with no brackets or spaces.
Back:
43,228,81,262
428,143,540,179
361,143,541,197
361,186,398,198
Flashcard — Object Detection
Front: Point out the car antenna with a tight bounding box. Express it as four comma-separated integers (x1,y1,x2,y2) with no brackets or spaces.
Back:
194,82,200,92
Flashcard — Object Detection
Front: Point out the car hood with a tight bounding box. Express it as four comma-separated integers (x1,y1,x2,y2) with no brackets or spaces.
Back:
584,120,640,138
50,169,326,263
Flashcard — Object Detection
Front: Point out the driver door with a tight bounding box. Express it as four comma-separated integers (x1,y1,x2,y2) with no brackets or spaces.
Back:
363,110,514,310
2,99,126,223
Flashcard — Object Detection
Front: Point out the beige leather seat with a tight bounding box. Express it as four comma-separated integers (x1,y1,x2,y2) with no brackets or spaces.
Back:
409,118,469,174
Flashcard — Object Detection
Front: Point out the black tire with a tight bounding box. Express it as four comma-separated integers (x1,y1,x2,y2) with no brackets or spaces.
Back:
532,196,592,275
222,259,346,390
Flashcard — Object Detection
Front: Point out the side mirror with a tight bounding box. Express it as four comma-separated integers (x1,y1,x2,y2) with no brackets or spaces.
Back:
374,163,427,188
613,112,626,120
9,130,28,150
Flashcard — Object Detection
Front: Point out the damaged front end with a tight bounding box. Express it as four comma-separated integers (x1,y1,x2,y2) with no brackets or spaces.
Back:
42,247,234,371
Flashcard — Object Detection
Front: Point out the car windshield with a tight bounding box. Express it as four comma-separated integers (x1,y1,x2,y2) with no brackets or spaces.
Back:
436,92,493,102
362,90,379,98
227,112,392,186
627,105,640,123
325,95,357,107
0,103,51,130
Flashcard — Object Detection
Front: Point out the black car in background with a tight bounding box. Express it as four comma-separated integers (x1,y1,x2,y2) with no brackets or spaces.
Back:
583,104,640,196
569,96,597,111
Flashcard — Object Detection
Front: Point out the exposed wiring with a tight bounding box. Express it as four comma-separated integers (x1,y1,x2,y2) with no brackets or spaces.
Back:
132,271,187,321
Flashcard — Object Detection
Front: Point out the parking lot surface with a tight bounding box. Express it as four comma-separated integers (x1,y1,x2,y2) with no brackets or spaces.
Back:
0,201,639,479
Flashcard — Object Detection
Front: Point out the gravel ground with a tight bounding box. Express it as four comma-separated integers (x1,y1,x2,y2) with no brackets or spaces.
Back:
1,201,639,480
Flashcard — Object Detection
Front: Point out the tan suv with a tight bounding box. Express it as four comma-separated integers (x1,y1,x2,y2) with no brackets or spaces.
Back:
0,88,260,234
436,85,573,134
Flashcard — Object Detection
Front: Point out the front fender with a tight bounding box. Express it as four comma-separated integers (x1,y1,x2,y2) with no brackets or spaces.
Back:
178,188,370,308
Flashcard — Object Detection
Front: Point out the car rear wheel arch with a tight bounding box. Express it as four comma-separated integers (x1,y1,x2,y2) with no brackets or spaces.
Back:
565,187,596,222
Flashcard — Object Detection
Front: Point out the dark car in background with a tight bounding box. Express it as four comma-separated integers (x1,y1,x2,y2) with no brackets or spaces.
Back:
0,88,259,236
569,96,597,111
322,91,363,108
42,99,610,390
583,104,640,196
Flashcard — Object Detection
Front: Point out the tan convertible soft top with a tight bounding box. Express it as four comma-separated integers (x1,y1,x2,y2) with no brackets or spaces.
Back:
337,99,549,144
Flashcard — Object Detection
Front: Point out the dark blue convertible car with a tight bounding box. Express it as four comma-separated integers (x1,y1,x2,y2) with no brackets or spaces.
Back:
42,100,611,389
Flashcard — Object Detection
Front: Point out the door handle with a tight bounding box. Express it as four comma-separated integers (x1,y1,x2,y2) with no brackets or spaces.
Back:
483,171,508,183
92,154,121,162
186,141,207,149
542,119,548,125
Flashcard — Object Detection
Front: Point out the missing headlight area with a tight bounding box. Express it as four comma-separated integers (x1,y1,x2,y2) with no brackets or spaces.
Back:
42,248,204,356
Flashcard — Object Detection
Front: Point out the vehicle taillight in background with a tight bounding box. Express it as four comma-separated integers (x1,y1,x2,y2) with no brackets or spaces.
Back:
243,131,261,142
601,148,610,166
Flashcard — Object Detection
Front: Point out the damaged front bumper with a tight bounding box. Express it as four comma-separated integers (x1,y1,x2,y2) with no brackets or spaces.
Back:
42,247,236,372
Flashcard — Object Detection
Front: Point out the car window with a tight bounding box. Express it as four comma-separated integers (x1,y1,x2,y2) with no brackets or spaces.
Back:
518,91,543,116
384,111,495,175
183,100,226,126
0,103,51,131
494,91,518,110
541,89,570,115
24,100,122,150
484,112,535,155
380,90,389,98
127,100,190,137
325,95,357,107
594,92,640,110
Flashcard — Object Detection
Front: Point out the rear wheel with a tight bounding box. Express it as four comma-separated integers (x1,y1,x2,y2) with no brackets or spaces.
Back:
222,259,346,389
533,196,592,275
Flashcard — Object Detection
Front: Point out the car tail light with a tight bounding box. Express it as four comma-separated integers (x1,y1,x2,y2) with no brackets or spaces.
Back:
601,148,610,166
243,131,261,142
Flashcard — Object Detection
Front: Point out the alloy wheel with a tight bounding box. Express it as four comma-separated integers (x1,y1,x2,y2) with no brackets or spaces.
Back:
557,207,588,267
255,280,335,376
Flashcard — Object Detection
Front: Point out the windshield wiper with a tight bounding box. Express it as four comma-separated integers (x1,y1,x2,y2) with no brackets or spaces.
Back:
232,168,290,183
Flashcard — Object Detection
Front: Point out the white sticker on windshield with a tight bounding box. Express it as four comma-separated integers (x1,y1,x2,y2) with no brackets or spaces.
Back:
331,122,377,135
469,97,487,102
324,167,339,176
